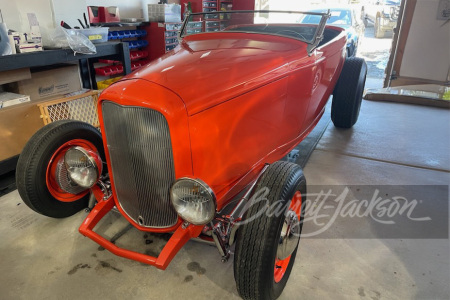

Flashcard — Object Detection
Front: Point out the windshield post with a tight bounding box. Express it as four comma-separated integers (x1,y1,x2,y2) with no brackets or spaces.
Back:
307,10,330,55
178,11,190,44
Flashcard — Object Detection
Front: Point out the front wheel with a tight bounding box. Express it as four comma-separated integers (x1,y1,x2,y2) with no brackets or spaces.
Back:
16,120,105,218
234,161,306,300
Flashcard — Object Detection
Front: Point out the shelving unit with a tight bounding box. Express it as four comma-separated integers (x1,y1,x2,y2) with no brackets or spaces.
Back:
144,22,183,61
94,27,149,88
202,0,233,31
203,0,219,32
218,0,233,30
186,21,203,34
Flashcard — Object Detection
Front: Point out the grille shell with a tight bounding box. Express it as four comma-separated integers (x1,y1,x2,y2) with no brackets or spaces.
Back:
102,101,178,228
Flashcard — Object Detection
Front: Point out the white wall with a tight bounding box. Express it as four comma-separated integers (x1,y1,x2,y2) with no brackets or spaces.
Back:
255,0,351,11
399,0,449,82
0,0,160,45
0,0,59,46
85,0,159,20
0,0,54,33
0,0,161,31
52,1,87,30
0,0,86,45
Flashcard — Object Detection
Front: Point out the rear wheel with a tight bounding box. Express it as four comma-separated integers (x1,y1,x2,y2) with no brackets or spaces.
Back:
234,161,306,300
331,57,367,128
16,120,105,218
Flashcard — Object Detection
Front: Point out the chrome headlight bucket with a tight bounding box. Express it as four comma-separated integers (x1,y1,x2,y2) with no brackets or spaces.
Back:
170,178,216,225
64,146,102,188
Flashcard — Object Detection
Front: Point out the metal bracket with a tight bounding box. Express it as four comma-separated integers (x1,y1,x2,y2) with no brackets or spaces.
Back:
210,164,269,262
307,10,330,56
85,192,97,212
178,11,190,44
212,222,230,262
390,70,398,80
86,175,112,212
97,175,112,200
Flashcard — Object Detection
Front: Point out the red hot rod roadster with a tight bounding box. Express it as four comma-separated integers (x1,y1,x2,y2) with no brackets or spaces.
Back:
16,10,367,300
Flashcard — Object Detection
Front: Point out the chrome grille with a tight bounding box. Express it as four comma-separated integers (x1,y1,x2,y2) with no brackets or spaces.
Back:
102,101,178,228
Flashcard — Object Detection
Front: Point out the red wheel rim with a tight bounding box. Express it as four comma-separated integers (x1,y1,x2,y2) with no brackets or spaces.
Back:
46,139,99,202
274,190,302,283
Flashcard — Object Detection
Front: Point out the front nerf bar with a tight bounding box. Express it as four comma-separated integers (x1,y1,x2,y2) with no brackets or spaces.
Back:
79,189,203,270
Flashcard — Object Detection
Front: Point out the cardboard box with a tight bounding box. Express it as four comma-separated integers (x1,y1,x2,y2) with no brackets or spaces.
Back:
0,92,30,108
0,89,96,161
16,42,43,53
14,65,82,101
364,84,450,109
0,99,46,160
0,68,31,85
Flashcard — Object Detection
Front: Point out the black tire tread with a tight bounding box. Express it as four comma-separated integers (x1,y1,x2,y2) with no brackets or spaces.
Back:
234,161,306,300
16,120,104,218
332,57,367,128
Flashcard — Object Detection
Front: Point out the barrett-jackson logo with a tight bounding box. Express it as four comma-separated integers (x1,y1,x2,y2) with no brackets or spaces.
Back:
39,84,54,95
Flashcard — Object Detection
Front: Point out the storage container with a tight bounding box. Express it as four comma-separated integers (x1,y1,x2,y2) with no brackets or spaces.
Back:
67,28,109,44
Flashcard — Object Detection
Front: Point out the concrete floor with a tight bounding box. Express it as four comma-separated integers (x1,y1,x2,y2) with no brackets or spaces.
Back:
0,100,449,299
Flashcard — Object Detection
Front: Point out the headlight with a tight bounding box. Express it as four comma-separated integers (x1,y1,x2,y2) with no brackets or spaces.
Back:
170,178,216,225
64,146,102,188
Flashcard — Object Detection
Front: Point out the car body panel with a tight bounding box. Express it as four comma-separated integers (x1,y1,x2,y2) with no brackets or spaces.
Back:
129,32,309,116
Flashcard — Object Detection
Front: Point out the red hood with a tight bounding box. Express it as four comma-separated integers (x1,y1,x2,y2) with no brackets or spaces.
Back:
127,32,309,115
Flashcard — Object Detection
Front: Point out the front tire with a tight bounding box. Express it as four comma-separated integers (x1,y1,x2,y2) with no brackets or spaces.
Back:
234,161,306,300
331,57,367,128
16,120,105,218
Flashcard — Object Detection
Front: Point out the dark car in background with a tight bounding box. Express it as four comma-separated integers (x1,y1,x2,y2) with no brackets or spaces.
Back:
301,8,365,57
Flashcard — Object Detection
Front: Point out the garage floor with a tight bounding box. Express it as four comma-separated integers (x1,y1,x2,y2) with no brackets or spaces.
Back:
0,100,449,300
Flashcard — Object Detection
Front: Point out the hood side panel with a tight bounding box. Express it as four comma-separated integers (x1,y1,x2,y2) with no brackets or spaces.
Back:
189,77,290,209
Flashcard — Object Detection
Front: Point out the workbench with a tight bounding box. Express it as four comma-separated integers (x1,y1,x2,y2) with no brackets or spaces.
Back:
0,42,131,175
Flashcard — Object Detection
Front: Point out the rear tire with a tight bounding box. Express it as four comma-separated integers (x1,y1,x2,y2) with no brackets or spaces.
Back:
331,57,367,128
16,120,105,218
234,161,306,300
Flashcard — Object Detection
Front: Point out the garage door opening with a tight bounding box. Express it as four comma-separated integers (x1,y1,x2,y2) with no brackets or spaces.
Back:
254,0,402,90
